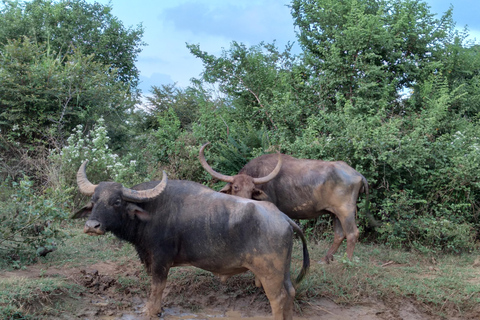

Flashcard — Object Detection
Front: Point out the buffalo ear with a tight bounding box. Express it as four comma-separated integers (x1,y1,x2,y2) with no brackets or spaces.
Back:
126,203,151,221
71,202,93,219
219,183,232,194
252,188,269,201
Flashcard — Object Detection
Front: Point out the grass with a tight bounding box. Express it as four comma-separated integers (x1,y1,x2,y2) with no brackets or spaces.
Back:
0,222,140,319
42,221,138,268
1,225,480,319
0,277,83,319
293,239,480,318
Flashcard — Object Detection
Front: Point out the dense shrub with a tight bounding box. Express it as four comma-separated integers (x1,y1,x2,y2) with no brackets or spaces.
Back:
0,177,70,263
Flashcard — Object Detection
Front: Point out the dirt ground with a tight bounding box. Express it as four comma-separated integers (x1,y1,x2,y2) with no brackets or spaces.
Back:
4,258,474,320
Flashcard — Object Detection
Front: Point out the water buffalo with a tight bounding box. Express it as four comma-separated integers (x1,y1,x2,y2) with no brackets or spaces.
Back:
73,161,309,320
199,143,370,263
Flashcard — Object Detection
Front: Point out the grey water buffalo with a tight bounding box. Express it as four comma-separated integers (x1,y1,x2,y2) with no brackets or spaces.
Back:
199,143,370,263
72,161,309,320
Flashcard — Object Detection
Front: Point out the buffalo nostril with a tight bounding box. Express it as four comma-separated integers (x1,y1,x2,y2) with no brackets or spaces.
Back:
85,220,101,229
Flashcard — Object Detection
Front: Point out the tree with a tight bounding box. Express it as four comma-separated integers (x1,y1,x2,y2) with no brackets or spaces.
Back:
435,42,480,118
0,0,145,177
0,0,145,93
146,84,201,130
291,0,455,114
188,41,316,143
0,38,130,147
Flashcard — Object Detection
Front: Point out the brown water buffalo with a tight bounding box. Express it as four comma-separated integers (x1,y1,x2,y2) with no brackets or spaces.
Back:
73,161,309,320
199,143,370,263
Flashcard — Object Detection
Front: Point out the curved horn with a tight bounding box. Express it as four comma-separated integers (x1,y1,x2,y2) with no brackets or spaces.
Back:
198,142,234,183
77,160,98,196
252,153,283,185
122,171,168,203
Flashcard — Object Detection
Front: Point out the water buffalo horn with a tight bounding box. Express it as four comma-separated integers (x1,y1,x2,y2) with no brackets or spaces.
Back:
77,160,98,196
121,171,168,203
251,153,283,185
198,142,235,183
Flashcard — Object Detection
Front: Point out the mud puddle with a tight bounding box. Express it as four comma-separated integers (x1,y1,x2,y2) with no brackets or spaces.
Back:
99,307,296,320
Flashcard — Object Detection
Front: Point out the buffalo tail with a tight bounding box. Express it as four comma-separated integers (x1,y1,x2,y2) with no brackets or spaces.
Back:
287,218,310,285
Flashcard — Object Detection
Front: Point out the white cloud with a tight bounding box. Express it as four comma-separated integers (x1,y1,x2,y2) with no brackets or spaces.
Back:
161,0,295,46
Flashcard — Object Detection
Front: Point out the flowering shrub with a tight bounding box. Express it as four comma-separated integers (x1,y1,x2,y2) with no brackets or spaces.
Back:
60,117,124,181
52,117,143,207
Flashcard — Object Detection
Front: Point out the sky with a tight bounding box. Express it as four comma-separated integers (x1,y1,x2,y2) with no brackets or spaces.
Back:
89,0,480,95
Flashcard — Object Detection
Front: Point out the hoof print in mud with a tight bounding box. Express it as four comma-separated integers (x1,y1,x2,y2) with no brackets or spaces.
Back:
79,268,116,293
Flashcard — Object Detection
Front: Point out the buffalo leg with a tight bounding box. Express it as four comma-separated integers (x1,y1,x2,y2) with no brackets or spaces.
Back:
337,207,359,260
283,277,295,319
145,277,167,317
342,213,359,260
145,265,169,317
257,275,294,320
324,216,345,263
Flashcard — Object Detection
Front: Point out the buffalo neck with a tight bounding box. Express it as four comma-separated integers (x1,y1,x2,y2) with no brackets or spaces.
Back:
110,213,148,245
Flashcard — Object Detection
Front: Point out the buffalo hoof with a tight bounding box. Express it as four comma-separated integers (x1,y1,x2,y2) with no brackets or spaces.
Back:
143,305,163,318
320,255,334,264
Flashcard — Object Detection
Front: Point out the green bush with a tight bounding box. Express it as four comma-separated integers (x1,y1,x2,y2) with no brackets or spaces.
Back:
378,216,476,254
0,177,70,263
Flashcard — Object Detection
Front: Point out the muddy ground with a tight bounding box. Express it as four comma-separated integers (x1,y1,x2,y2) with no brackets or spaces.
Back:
3,257,475,320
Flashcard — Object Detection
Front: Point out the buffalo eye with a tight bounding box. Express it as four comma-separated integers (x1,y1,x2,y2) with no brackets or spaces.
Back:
233,185,239,191
113,198,122,207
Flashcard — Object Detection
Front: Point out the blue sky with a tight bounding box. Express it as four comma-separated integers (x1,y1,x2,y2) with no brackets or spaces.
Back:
90,0,480,94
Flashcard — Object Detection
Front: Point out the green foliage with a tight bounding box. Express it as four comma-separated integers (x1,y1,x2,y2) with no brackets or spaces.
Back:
183,0,479,253
0,38,130,146
51,117,146,210
0,176,70,261
190,94,233,145
0,0,145,90
146,84,201,130
150,108,182,164
205,125,273,176
291,0,455,113
188,41,314,142
379,216,476,254
138,107,205,182
0,0,143,183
